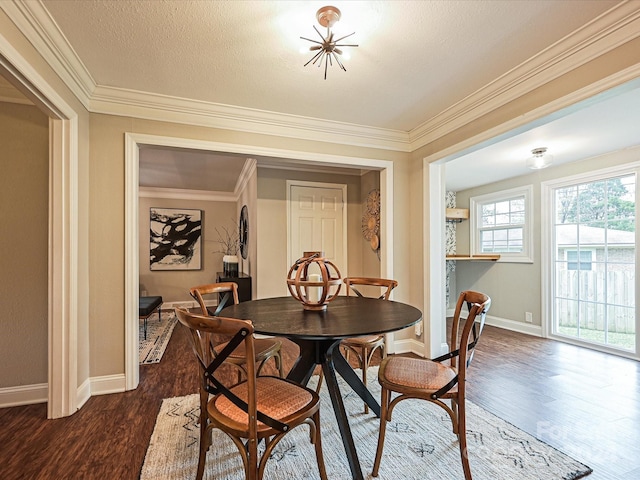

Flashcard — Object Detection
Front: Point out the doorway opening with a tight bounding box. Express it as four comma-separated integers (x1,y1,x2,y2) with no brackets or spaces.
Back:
0,52,80,418
124,133,394,389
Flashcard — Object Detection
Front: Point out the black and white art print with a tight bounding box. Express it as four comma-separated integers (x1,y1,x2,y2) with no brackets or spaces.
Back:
150,208,202,271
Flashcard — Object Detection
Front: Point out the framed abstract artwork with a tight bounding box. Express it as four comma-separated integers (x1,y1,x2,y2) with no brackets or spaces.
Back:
150,207,202,270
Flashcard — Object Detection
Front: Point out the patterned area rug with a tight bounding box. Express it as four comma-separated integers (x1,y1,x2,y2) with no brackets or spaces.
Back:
139,310,177,364
141,367,592,479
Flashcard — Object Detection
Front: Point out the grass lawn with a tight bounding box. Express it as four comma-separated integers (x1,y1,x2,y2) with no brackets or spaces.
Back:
557,326,635,350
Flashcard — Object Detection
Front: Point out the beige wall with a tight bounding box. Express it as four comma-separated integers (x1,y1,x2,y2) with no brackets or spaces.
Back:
0,102,49,387
454,147,640,327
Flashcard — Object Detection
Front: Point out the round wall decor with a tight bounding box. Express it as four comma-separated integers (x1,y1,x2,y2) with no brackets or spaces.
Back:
239,205,249,259
362,189,381,257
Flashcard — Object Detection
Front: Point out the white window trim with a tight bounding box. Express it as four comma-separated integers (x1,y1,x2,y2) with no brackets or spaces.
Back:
470,185,534,263
542,160,640,359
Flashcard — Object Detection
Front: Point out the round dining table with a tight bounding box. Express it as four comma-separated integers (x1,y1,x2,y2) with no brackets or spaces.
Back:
220,295,423,480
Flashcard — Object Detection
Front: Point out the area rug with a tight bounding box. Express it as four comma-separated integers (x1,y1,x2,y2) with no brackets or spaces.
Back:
141,367,592,479
139,310,177,364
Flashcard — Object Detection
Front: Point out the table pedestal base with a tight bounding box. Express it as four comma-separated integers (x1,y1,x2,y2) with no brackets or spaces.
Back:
288,338,380,480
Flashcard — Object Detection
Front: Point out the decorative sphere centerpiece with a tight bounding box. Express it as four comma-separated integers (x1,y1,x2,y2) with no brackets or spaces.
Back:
287,251,342,311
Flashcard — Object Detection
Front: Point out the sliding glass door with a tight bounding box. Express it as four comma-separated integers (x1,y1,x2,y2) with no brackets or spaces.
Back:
549,170,636,354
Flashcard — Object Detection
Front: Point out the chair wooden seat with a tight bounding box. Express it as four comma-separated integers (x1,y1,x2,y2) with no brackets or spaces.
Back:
210,376,316,434
342,334,385,346
214,338,282,366
373,290,491,480
379,356,458,393
190,282,283,380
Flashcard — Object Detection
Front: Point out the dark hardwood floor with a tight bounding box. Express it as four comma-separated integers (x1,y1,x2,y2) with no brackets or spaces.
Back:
0,321,638,479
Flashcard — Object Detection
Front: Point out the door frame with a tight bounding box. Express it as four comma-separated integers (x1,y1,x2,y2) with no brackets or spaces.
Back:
0,43,81,417
124,133,394,389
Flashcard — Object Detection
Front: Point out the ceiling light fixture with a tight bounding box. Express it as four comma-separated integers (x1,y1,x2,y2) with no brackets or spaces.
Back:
301,5,357,80
526,147,553,170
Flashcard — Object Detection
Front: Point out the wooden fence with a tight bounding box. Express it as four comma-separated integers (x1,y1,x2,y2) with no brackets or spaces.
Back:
556,269,635,334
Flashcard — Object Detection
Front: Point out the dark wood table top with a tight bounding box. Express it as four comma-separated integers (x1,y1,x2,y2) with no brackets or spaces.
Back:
220,295,423,340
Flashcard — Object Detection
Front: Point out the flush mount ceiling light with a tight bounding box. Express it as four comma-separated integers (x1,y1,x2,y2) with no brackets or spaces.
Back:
526,147,553,170
301,5,358,80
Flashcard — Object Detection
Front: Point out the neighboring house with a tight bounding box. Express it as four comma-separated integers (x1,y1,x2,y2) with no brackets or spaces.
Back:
556,224,635,272
555,224,635,335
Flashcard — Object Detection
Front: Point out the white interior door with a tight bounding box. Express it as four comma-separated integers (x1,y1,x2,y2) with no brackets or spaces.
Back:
288,182,346,271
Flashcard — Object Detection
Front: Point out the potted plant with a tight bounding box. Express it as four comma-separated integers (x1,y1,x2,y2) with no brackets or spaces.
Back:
214,224,239,276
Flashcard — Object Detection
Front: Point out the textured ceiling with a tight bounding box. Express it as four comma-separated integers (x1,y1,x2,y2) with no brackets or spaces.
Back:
19,0,638,191
41,0,618,131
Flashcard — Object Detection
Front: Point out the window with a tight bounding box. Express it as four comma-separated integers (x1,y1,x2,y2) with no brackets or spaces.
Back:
566,250,593,271
470,185,533,263
548,171,636,353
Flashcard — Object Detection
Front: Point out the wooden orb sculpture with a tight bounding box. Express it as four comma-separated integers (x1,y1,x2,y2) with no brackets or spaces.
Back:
287,251,342,311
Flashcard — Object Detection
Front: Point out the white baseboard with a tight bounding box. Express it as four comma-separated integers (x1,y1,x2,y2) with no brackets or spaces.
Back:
77,377,91,410
162,300,195,310
0,383,47,408
3,313,539,410
485,314,543,337
392,338,426,357
446,309,542,337
0,374,127,410
90,374,127,396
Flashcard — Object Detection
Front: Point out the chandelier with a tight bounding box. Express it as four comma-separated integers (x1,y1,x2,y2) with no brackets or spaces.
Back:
301,6,357,79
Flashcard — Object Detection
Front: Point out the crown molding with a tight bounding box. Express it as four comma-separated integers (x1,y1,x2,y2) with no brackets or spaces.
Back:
234,158,257,197
6,1,640,154
2,1,95,108
422,63,640,168
89,85,411,152
128,132,392,171
257,159,365,177
139,186,237,202
409,2,640,149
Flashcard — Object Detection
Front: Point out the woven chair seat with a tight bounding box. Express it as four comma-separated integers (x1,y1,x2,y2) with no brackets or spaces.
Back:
379,356,458,394
215,338,282,361
210,376,316,434
342,334,384,346
190,282,284,380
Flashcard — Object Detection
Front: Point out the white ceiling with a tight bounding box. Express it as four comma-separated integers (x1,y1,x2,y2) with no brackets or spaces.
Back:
445,79,640,191
12,0,639,191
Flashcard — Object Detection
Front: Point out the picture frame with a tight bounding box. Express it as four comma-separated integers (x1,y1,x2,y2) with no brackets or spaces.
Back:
149,207,202,270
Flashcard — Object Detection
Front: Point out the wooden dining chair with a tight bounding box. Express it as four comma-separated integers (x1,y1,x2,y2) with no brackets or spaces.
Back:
189,282,284,380
319,277,397,412
175,307,328,480
372,290,491,480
